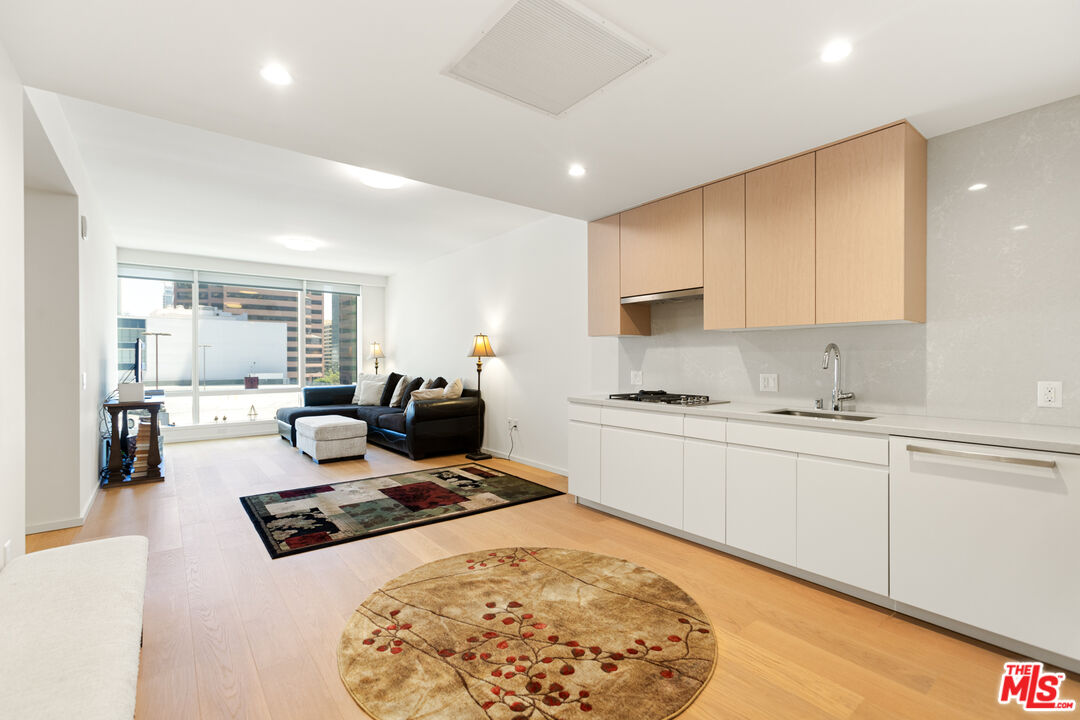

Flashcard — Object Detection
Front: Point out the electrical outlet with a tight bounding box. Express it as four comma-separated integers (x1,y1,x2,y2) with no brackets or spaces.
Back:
759,373,779,392
1037,381,1063,408
629,370,643,386
507,418,519,431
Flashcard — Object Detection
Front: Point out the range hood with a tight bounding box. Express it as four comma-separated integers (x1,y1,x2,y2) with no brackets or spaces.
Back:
620,287,703,305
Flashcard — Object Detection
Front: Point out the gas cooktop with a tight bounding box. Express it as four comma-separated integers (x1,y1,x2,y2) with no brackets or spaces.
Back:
608,390,727,407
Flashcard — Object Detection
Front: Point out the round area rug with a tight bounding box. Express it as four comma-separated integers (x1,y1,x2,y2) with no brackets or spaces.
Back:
338,547,715,719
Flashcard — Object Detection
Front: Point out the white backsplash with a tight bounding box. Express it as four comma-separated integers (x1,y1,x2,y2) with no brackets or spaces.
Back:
619,93,1080,426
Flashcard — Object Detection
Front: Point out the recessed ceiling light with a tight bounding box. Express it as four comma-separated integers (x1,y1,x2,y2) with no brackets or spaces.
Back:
968,183,988,191
345,166,409,189
260,62,293,86
820,39,853,63
1012,224,1029,231
277,235,323,252
568,163,587,178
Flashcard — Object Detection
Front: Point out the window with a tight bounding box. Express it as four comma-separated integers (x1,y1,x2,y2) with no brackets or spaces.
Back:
116,265,365,428
306,290,359,386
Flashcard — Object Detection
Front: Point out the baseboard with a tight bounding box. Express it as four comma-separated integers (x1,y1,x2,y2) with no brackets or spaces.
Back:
80,483,100,521
25,516,86,534
481,447,566,476
163,420,278,443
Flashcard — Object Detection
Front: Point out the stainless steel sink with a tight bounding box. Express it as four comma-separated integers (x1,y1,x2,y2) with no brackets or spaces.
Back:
765,409,877,422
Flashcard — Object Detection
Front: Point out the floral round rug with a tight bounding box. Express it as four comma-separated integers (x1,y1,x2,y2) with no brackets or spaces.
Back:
338,547,716,719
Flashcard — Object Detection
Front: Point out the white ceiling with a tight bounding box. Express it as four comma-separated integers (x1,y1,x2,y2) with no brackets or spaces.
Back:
52,94,548,275
3,1,1079,221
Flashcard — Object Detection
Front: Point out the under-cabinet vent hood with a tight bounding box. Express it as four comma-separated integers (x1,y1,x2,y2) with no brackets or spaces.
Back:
620,287,703,305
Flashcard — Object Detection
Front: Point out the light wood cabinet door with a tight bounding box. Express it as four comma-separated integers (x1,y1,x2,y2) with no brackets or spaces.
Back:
588,215,650,336
816,124,927,324
703,176,745,329
619,189,703,298
745,155,816,327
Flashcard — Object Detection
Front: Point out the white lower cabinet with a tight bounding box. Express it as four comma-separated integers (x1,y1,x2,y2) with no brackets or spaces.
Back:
891,437,1080,661
683,439,726,543
796,456,888,595
567,420,601,503
726,445,796,565
600,426,684,528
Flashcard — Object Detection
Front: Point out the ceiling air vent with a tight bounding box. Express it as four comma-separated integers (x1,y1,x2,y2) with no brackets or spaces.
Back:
447,0,655,116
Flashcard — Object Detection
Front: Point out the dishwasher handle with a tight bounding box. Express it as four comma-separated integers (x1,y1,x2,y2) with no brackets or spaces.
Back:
906,444,1056,469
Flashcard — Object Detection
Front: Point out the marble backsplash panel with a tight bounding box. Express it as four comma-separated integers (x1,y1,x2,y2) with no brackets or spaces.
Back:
618,93,1080,426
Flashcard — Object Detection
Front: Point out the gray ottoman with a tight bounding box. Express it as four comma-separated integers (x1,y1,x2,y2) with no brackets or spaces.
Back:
295,415,367,463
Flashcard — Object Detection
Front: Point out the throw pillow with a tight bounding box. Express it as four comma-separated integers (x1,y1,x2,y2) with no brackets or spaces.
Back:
355,379,386,406
351,374,383,404
407,387,445,410
419,378,435,390
379,372,403,406
396,377,424,408
430,376,448,390
389,375,411,406
443,377,463,399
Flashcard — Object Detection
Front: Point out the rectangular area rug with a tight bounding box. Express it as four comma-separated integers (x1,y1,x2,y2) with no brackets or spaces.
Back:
240,464,564,558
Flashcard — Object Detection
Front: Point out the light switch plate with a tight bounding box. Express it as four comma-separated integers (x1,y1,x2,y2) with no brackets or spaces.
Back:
629,370,643,386
1037,381,1063,408
759,373,779,392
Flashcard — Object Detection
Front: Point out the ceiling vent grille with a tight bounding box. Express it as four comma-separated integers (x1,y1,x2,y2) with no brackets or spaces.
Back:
447,0,654,116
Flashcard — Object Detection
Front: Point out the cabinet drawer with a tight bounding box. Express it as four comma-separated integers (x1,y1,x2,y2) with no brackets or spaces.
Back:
683,415,726,442
727,420,887,465
601,407,683,436
568,403,602,424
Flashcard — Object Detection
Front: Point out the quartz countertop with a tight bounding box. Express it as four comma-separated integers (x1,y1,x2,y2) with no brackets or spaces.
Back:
567,395,1080,456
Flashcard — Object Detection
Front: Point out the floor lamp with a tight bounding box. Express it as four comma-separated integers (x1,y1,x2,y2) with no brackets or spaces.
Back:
369,341,384,374
466,334,495,461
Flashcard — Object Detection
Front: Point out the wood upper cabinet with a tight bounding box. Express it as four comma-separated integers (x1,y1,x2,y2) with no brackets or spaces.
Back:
816,123,927,323
703,176,746,329
619,189,703,297
745,154,816,327
587,215,650,336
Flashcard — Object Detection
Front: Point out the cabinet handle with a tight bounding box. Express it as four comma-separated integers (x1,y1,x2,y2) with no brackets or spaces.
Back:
905,444,1056,469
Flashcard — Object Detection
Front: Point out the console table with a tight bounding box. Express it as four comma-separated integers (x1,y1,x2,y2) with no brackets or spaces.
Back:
103,400,164,487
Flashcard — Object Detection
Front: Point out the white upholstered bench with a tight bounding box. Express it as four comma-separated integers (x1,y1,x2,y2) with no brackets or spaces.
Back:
295,414,367,463
0,535,149,720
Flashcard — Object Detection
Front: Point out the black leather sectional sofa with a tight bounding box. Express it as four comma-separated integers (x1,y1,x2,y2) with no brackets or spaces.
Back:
276,382,484,460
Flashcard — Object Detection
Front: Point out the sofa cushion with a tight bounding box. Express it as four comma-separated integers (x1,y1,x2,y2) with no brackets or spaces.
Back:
277,405,360,424
377,412,407,434
396,377,424,408
354,406,404,426
379,372,403,406
295,415,367,441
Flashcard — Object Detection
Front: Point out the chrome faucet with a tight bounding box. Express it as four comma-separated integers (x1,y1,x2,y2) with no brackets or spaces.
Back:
822,343,854,412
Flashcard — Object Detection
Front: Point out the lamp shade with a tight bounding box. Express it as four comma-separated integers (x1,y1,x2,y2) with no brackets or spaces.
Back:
369,341,385,359
468,334,496,358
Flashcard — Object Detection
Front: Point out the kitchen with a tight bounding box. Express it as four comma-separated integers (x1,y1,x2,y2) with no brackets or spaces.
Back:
570,94,1080,676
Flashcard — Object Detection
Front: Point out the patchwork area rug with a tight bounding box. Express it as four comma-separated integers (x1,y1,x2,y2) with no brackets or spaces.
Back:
241,466,563,559
338,547,716,719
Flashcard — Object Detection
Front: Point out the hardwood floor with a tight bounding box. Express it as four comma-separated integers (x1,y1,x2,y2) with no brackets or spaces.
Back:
29,436,1076,719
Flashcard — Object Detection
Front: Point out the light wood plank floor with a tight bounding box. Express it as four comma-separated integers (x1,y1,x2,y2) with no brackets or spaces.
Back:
29,436,1077,719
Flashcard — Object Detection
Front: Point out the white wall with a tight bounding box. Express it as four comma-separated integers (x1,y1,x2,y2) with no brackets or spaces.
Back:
24,89,118,527
25,190,82,529
0,41,25,561
619,94,1080,427
386,214,616,473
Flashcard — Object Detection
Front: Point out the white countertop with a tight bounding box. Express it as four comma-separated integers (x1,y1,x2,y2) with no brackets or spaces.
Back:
567,395,1080,456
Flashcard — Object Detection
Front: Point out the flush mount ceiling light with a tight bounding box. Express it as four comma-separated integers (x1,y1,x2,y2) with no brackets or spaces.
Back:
277,235,324,252
345,166,410,189
1012,224,1030,231
260,62,293,86
820,38,853,63
568,163,587,177
968,182,988,191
